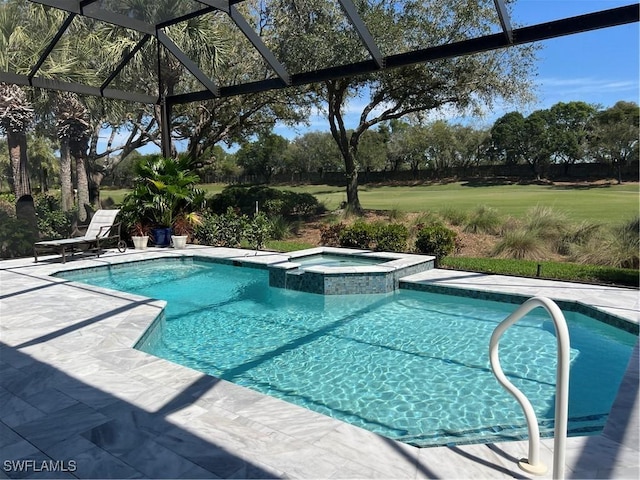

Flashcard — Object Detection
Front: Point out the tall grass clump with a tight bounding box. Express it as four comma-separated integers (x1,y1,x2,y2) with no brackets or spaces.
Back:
464,205,502,234
557,221,601,256
573,217,639,269
439,207,468,226
269,215,297,240
492,229,550,260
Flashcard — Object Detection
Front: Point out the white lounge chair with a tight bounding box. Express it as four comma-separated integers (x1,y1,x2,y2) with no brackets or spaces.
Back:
34,209,126,263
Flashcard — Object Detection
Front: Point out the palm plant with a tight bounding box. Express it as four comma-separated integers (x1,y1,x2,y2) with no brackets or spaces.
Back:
120,156,205,237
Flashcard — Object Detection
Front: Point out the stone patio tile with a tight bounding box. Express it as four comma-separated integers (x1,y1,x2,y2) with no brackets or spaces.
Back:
0,421,27,449
153,425,254,478
60,445,144,479
119,438,219,479
0,440,41,462
13,404,108,450
21,389,79,414
0,389,47,428
96,402,172,438
311,422,419,478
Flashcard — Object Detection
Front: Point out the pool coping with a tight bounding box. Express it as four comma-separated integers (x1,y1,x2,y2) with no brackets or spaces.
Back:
1,245,638,479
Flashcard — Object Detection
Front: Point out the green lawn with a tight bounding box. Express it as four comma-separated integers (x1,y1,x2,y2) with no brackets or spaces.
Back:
283,182,639,224
101,181,639,224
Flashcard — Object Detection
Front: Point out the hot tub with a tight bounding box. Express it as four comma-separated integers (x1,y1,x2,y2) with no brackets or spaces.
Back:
268,247,435,294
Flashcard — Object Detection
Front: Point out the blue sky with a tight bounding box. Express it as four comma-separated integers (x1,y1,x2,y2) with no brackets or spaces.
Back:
274,0,640,139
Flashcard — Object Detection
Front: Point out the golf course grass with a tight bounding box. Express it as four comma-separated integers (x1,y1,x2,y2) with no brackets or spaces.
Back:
101,181,639,224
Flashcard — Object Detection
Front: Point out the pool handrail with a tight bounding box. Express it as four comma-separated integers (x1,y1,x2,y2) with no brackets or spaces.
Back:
489,296,570,480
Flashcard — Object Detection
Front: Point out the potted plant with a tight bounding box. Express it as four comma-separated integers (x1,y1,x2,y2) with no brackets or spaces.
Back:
130,221,150,250
121,156,206,247
171,212,202,248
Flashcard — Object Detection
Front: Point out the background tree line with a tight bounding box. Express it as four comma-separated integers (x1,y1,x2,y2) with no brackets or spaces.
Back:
103,100,636,186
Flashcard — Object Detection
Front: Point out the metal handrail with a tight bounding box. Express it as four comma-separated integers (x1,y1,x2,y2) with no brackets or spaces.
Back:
489,296,570,479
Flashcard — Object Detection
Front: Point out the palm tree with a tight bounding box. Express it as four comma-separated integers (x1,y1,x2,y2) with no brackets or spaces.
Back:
55,92,92,219
0,83,34,198
0,1,35,198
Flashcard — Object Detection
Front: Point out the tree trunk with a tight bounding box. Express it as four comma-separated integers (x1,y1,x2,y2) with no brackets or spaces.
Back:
60,140,73,211
7,131,30,198
326,80,363,214
75,153,90,222
89,170,104,208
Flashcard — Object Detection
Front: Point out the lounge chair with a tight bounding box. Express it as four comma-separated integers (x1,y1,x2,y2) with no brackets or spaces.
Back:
34,209,126,263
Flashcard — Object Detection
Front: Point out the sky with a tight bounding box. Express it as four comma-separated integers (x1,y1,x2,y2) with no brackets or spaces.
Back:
273,0,640,140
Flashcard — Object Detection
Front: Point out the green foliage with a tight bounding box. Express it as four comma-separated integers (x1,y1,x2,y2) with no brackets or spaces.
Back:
210,185,323,218
320,223,346,247
265,240,316,252
268,215,295,240
120,156,205,231
374,223,409,252
572,217,640,269
464,205,502,234
415,224,457,261
0,196,15,217
339,221,377,249
244,212,273,250
492,229,549,260
33,193,74,240
440,257,638,288
438,207,468,226
0,212,33,258
194,209,279,249
214,208,247,247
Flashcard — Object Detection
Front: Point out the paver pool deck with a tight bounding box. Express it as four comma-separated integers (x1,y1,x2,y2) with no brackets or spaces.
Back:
0,246,638,479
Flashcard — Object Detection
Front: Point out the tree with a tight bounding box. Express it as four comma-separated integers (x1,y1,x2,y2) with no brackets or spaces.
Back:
0,84,33,197
522,109,553,179
267,0,536,212
590,101,639,184
287,131,343,176
452,124,491,171
236,132,289,182
423,120,457,176
548,101,597,176
490,111,526,166
55,92,92,219
28,135,57,192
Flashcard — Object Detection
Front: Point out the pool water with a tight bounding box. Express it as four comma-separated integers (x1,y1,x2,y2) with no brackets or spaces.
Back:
291,253,386,268
60,259,636,447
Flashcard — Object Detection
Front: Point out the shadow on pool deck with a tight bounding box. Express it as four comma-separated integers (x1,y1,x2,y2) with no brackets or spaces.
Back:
0,343,283,479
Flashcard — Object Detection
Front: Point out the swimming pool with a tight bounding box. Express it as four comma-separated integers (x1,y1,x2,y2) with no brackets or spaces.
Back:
59,258,636,447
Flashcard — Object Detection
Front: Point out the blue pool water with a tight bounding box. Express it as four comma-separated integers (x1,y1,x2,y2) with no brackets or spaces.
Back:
291,253,386,267
59,259,636,447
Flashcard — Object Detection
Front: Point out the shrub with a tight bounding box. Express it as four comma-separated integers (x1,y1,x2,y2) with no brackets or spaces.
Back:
492,229,550,260
215,208,246,247
339,221,377,249
415,224,457,263
0,212,33,258
439,207,468,226
375,223,409,252
268,215,293,240
210,185,322,218
244,212,273,250
34,193,74,240
0,197,15,218
320,223,345,246
573,217,639,269
193,212,218,246
194,208,247,247
464,205,501,234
